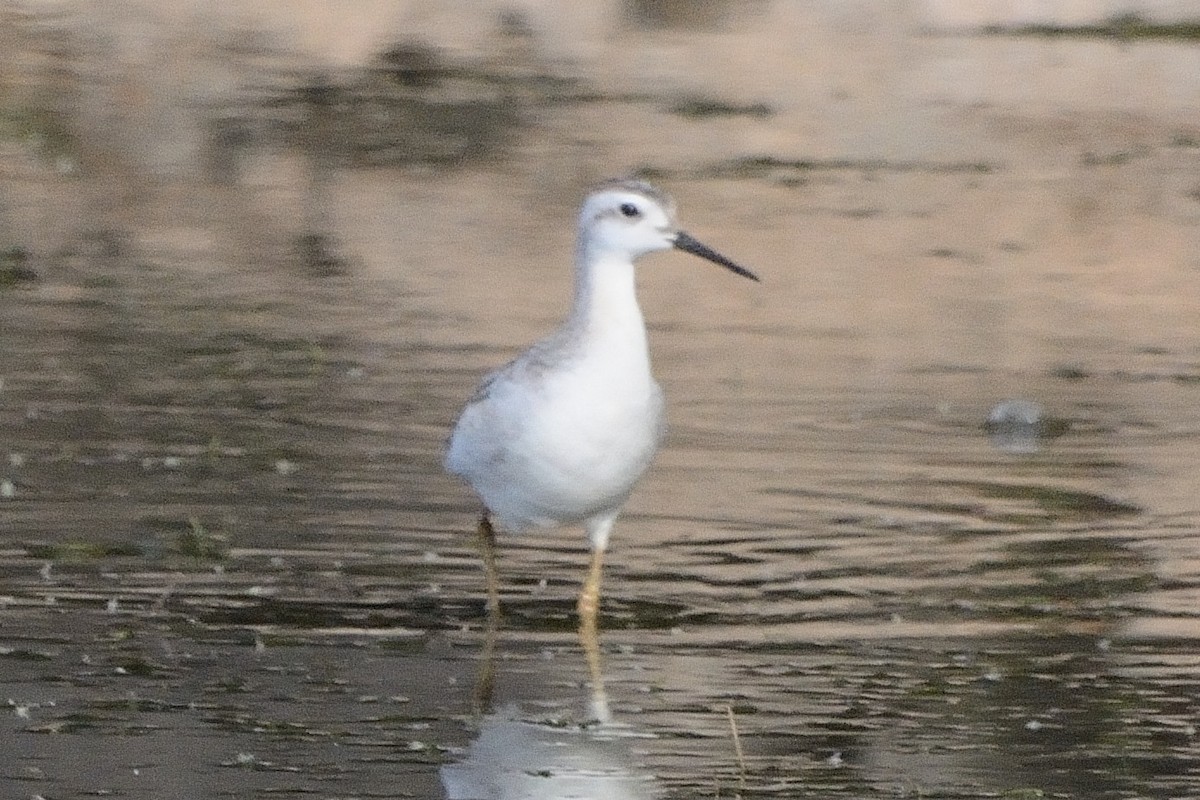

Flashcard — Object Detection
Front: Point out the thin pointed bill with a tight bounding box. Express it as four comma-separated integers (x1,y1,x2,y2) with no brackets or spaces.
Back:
672,231,760,282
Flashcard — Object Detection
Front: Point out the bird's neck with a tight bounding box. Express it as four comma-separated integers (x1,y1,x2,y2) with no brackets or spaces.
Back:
567,243,651,364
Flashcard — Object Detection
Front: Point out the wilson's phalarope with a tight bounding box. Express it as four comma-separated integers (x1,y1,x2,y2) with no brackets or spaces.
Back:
445,178,758,627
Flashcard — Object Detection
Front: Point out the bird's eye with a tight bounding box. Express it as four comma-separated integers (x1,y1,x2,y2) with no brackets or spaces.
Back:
619,202,640,218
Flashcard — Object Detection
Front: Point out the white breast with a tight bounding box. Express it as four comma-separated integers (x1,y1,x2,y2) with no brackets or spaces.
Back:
446,352,664,533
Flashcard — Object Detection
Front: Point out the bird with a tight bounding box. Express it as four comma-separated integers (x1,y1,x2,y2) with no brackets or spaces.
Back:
444,178,758,629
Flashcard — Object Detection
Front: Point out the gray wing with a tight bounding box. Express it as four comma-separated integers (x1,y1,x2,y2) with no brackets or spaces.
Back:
444,333,577,477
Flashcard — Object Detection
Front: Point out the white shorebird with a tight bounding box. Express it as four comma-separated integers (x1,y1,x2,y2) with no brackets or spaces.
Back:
445,178,757,627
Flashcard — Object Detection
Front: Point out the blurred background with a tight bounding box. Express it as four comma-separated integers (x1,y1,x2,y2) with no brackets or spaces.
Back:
2,1,1199,798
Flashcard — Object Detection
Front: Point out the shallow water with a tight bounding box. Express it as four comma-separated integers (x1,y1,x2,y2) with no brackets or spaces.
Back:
3,3,1200,799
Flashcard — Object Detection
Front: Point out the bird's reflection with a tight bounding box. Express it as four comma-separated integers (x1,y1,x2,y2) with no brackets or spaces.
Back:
441,611,658,800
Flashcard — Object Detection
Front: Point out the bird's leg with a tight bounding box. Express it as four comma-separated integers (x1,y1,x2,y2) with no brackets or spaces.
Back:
577,547,608,720
577,547,604,625
475,514,501,613
577,597,611,722
472,515,501,715
472,602,500,716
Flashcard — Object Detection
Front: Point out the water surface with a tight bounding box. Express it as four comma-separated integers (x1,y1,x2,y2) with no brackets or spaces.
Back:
2,3,1200,798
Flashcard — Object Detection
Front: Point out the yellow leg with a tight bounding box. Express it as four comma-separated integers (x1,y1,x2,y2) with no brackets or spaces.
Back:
577,548,610,722
472,604,500,716
476,514,501,612
578,602,608,718
577,547,604,623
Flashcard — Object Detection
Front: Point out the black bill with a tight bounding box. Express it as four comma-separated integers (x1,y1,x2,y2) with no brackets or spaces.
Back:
673,231,760,282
